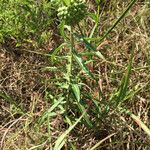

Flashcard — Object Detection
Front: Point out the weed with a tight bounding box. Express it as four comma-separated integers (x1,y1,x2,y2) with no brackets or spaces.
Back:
0,0,150,149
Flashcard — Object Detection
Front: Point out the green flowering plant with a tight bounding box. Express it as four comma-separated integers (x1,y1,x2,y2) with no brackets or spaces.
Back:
57,0,87,26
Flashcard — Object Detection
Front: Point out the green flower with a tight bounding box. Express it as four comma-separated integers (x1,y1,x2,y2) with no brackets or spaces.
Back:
57,0,86,26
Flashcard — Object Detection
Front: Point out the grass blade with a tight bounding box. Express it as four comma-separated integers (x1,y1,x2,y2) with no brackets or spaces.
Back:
76,102,93,128
54,106,90,150
90,133,116,150
119,107,150,136
115,47,134,105
0,91,24,112
39,97,65,124
58,20,68,40
98,0,137,43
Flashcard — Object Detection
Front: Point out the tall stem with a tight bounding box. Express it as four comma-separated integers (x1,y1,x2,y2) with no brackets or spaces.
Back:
66,26,74,110
69,26,74,80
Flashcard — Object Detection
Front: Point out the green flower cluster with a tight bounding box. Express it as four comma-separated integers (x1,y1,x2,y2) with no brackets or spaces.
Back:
57,0,86,26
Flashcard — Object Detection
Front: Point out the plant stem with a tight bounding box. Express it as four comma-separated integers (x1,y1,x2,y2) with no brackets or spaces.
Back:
69,26,74,82
66,26,74,110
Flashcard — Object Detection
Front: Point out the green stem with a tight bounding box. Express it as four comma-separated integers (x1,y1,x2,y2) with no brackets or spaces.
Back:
69,26,74,82
66,26,74,109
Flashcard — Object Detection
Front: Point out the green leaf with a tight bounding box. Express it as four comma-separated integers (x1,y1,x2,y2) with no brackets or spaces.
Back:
59,20,67,40
95,0,101,4
40,97,65,124
42,66,57,72
71,84,80,102
76,102,93,128
115,48,134,106
0,92,24,112
73,50,95,80
88,13,99,23
74,33,105,60
119,107,150,136
96,0,138,43
54,108,88,150
51,42,67,60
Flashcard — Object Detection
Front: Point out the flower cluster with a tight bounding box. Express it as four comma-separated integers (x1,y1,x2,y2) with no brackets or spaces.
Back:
57,0,86,26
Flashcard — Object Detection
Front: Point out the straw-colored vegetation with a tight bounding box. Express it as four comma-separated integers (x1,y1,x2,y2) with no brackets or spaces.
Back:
0,0,150,149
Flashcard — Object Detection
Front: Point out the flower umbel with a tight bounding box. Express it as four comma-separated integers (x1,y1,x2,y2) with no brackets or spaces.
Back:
57,0,86,26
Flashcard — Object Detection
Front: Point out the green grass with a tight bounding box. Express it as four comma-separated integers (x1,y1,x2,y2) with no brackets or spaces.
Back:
0,0,150,149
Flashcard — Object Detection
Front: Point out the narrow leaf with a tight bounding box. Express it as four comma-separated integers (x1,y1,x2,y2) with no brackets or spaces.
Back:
90,133,116,150
54,108,88,150
76,102,93,128
97,0,137,43
40,97,64,124
119,107,150,136
71,84,80,102
116,48,134,105
58,20,67,40
71,84,92,127
63,0,70,6
73,50,95,80
74,33,105,60
51,43,67,60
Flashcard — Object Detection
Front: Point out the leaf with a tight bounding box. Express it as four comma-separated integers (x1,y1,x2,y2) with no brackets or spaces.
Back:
42,66,57,72
40,97,65,124
115,48,134,105
95,0,101,4
0,92,24,112
130,113,150,136
51,42,67,60
74,33,105,60
71,84,92,127
58,20,67,40
72,50,95,80
87,13,99,23
119,107,150,136
76,102,93,128
96,0,138,43
71,84,80,102
54,108,88,150
90,133,116,150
